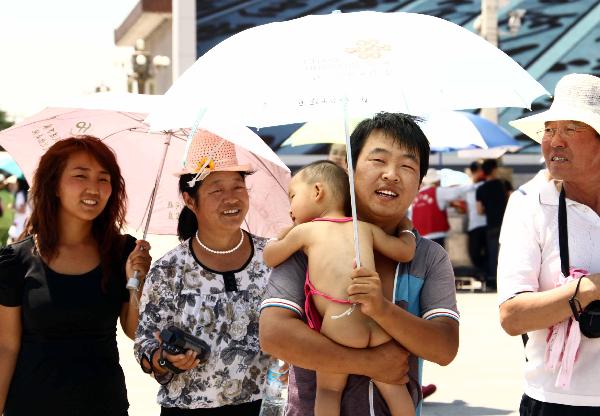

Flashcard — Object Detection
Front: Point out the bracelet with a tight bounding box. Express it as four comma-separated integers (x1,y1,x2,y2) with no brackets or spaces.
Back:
400,229,416,239
568,277,585,320
141,347,159,374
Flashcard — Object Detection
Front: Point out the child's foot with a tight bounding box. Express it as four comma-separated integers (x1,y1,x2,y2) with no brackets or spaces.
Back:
422,384,437,399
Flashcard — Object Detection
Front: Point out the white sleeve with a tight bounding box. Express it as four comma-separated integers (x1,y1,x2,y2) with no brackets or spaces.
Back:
497,192,541,305
436,184,472,210
15,192,25,209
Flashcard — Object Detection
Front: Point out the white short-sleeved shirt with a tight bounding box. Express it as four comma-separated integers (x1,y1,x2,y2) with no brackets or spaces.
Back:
498,180,600,406
466,182,486,231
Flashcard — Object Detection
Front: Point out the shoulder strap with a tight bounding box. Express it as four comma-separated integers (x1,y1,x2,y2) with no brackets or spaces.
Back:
558,187,569,277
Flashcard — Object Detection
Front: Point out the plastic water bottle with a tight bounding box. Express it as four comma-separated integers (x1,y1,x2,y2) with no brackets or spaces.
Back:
259,359,288,416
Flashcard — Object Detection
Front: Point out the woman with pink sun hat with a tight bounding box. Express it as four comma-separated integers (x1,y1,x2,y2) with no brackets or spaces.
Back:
135,129,275,415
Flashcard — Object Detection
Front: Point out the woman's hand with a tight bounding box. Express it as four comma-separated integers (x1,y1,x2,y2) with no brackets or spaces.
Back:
159,349,201,372
348,266,391,320
126,240,152,282
151,332,205,374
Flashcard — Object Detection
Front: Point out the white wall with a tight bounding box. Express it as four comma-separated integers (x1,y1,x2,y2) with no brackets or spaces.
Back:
145,18,173,94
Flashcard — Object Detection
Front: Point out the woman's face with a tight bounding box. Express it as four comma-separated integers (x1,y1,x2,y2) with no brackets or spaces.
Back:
56,151,112,223
191,171,250,232
328,144,348,170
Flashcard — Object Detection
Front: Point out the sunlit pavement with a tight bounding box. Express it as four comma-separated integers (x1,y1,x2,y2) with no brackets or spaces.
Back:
422,292,522,416
119,233,524,416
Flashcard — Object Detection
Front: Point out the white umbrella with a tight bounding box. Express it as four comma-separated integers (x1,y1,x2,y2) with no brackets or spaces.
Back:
146,11,548,131
146,11,549,265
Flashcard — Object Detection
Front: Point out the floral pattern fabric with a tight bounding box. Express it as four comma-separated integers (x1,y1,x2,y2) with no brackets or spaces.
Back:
134,234,271,409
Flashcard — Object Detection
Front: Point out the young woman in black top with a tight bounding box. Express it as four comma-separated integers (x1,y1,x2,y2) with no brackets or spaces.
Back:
0,136,152,415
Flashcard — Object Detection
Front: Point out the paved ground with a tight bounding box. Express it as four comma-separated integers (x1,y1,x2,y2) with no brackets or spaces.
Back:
421,292,523,416
119,234,526,415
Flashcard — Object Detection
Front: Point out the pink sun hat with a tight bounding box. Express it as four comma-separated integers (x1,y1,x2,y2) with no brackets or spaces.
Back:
175,129,252,177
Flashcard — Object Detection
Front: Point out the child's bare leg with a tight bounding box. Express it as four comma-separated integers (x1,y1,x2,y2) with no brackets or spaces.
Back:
373,381,415,416
315,371,348,416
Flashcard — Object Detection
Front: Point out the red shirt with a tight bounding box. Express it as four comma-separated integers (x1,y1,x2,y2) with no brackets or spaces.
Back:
412,186,450,237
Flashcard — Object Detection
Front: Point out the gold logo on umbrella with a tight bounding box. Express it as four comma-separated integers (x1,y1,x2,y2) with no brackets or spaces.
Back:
345,39,391,59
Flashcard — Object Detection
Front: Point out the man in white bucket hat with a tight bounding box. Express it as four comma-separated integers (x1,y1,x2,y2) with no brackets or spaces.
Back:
498,73,600,415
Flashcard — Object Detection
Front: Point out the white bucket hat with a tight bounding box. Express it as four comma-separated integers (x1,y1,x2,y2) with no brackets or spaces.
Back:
422,168,441,185
509,73,600,143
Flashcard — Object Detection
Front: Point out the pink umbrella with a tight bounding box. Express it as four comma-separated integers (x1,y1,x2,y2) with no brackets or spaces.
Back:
0,97,292,240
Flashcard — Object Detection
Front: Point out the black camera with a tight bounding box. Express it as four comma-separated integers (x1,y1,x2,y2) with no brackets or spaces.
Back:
160,326,211,361
578,301,600,339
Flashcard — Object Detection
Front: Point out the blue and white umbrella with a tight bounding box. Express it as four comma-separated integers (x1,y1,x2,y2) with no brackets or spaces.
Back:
420,111,521,152
282,110,521,153
0,151,23,177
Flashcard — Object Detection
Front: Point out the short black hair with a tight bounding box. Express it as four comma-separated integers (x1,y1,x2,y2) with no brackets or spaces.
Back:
481,159,498,176
350,112,430,181
296,160,350,214
469,161,481,173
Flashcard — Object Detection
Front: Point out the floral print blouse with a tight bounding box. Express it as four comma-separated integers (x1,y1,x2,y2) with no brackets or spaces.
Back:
134,233,271,409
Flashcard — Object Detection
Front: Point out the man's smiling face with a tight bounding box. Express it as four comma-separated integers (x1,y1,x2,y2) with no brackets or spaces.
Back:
354,130,421,232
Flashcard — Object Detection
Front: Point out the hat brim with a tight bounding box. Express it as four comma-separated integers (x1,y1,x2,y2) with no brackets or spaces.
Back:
174,164,252,177
510,107,600,143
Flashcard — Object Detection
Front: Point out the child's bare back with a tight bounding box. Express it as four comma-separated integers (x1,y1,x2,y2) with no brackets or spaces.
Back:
301,219,391,348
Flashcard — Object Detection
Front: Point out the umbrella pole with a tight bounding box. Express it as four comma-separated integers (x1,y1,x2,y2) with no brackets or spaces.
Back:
126,131,173,293
343,102,361,267
330,102,359,321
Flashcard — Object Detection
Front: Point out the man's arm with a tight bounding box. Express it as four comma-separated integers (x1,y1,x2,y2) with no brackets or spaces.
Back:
475,185,486,215
259,307,409,384
348,266,458,366
476,201,485,215
436,184,471,210
500,276,600,336
497,191,600,335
